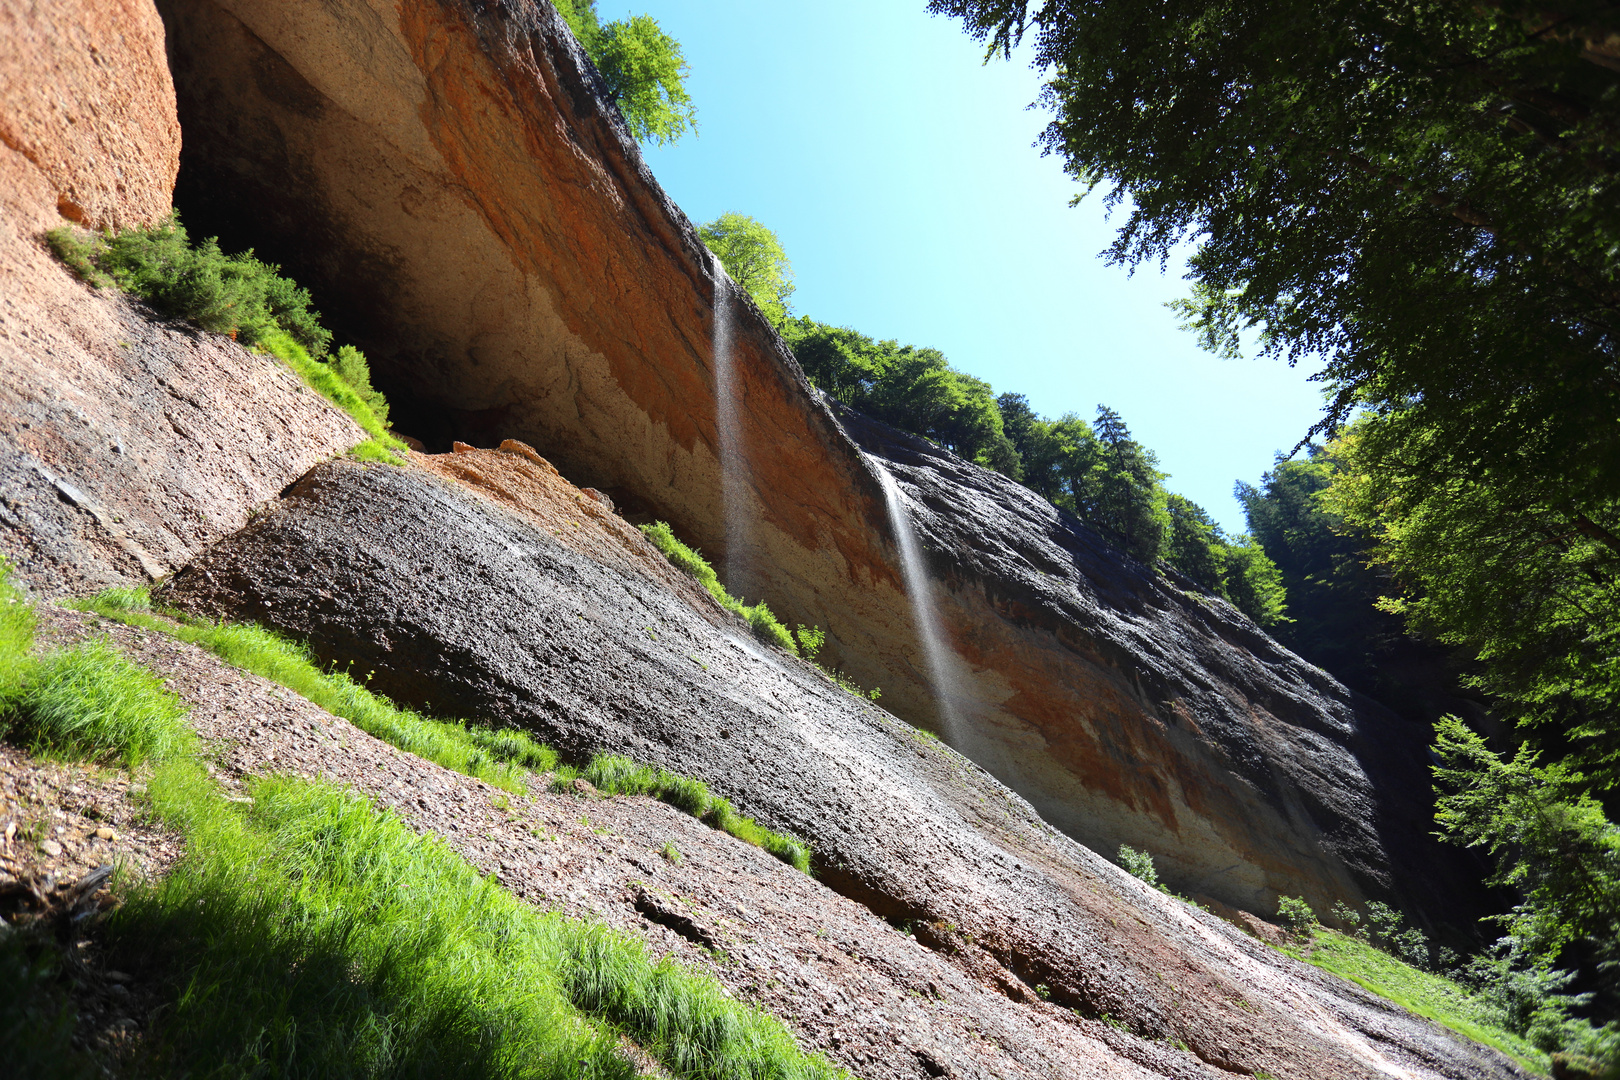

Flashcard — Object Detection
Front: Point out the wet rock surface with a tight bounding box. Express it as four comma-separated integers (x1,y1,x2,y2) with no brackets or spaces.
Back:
159,454,1527,1080
0,278,366,596
841,408,1492,932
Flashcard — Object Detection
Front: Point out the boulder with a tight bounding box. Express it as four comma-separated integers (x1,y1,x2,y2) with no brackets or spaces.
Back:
158,450,1528,1080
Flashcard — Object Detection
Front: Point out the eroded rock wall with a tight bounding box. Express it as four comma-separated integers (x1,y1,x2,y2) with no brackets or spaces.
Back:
151,0,1470,923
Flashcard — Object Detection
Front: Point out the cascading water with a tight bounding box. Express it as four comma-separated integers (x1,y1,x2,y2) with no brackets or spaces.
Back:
711,263,752,595
871,457,966,743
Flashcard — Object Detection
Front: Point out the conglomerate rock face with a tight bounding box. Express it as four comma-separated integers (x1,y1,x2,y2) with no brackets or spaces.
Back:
0,0,363,595
158,449,1526,1080
0,0,179,233
149,0,1477,923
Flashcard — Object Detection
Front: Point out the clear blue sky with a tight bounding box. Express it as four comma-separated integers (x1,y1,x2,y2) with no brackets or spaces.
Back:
629,0,1327,533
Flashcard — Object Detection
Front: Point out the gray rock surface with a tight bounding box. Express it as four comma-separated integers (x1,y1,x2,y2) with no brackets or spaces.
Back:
159,455,1527,1080
838,406,1493,937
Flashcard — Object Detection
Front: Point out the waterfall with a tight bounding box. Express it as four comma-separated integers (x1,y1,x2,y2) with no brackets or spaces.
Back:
712,264,751,594
871,457,965,741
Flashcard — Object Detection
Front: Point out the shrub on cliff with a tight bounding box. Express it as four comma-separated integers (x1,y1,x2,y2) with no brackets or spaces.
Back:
47,215,329,356
554,0,694,145
45,217,405,460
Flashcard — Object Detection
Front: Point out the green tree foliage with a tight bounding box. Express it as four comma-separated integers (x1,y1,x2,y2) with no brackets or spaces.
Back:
783,318,1021,474
1434,718,1620,967
998,395,1287,625
554,0,694,145
1434,717,1620,1058
1237,448,1407,679
1089,405,1168,564
928,0,1620,499
928,1,1619,1040
1326,419,1620,786
699,213,796,326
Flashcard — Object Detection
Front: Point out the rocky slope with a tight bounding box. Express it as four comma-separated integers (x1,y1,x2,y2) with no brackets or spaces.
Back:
146,0,1478,925
0,1,1527,1076
151,443,1520,1080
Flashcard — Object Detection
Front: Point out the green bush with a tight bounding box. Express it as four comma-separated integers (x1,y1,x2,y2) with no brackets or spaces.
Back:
45,217,405,459
47,216,330,356
1276,895,1316,935
1117,844,1159,888
256,330,404,459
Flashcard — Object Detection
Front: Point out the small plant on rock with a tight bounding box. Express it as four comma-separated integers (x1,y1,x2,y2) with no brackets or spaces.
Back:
1276,895,1316,936
1117,844,1159,888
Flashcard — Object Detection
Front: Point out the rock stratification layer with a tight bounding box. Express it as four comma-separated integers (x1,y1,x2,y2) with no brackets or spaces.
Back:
152,0,1474,923
159,448,1526,1080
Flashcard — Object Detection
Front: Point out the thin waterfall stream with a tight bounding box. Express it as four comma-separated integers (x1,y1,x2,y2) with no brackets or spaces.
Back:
711,263,752,595
871,456,966,743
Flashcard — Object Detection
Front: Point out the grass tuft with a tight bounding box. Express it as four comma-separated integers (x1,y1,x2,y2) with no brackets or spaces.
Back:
112,764,845,1080
639,522,797,652
255,330,405,460
13,641,193,768
0,567,191,769
1297,928,1548,1073
563,753,813,873
75,589,550,792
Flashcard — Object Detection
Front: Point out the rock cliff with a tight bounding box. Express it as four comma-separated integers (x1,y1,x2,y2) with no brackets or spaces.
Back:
0,2,1529,1076
0,0,363,595
150,0,1476,924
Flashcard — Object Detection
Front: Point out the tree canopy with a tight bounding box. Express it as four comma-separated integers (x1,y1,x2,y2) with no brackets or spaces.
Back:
555,0,695,145
699,213,796,326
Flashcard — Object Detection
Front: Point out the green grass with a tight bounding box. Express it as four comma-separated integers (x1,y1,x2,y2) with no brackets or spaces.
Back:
558,753,813,874
1299,929,1549,1073
256,330,405,461
3,574,843,1080
11,641,194,768
0,931,96,1080
76,590,813,872
114,763,846,1080
639,522,797,653
636,524,881,701
74,589,551,793
0,568,192,769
